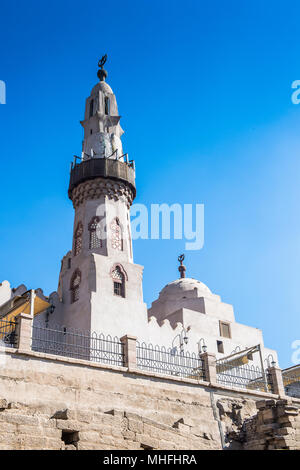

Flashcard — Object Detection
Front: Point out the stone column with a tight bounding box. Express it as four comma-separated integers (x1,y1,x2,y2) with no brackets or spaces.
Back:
15,313,33,351
120,334,137,370
268,366,286,397
200,352,217,384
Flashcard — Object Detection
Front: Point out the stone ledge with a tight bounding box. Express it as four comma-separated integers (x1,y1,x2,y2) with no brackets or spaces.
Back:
8,347,127,374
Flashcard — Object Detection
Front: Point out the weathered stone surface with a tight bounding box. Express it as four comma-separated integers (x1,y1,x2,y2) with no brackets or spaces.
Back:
227,399,300,450
0,399,8,410
0,349,299,450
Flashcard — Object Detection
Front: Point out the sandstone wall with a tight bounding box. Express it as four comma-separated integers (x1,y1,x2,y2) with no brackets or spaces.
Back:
0,347,296,450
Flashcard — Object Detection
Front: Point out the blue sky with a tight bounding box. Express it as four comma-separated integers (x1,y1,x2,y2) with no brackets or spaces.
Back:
0,0,300,368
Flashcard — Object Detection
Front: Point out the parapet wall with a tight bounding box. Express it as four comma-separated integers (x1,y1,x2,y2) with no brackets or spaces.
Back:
0,346,298,450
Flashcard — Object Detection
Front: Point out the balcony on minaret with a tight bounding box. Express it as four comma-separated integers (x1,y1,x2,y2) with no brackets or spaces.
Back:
68,155,136,202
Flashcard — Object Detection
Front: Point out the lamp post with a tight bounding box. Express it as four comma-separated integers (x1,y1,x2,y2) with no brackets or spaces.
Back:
171,327,189,355
265,354,276,368
197,338,207,356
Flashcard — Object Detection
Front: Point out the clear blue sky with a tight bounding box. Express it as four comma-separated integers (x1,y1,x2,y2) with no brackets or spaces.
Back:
0,0,300,368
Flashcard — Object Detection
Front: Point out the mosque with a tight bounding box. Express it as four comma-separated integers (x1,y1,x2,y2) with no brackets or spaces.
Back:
0,57,278,367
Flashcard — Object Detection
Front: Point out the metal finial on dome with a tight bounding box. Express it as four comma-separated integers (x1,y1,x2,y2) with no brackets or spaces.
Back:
178,254,186,279
97,54,108,82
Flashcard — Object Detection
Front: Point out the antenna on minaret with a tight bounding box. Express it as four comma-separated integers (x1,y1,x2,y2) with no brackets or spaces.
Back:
178,254,186,279
97,54,108,82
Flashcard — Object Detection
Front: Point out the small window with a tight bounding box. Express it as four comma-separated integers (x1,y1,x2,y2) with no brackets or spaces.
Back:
70,269,81,303
67,258,71,269
89,99,94,117
111,266,125,298
217,341,224,353
105,97,110,115
114,282,122,296
90,129,93,135
219,321,231,339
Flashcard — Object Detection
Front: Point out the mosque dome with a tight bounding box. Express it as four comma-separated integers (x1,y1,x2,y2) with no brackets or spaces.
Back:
159,278,212,301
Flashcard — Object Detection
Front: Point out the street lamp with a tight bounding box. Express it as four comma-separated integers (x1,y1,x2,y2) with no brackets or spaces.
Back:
171,327,190,355
266,354,276,368
197,338,207,355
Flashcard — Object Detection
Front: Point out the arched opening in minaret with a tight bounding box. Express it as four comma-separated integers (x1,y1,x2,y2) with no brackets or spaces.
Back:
88,216,102,249
74,222,83,256
104,96,110,115
111,265,126,298
89,99,94,117
70,269,81,303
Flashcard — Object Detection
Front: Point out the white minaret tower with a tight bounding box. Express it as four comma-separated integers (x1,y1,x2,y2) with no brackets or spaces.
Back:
53,56,148,339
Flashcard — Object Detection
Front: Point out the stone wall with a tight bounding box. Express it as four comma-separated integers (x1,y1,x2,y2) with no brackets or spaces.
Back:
0,402,220,450
0,347,298,450
227,398,300,450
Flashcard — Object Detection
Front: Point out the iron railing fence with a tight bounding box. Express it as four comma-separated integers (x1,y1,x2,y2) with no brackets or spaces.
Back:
136,341,206,380
32,323,124,367
0,319,17,348
283,371,300,398
216,359,273,393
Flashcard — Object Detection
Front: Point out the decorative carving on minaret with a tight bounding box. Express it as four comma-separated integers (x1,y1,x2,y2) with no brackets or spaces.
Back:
110,218,123,251
178,254,186,279
70,178,134,209
97,54,108,82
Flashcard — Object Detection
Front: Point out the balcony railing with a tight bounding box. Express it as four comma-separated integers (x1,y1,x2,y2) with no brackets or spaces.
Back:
0,319,17,348
136,341,206,380
216,359,273,393
68,155,136,199
32,323,124,367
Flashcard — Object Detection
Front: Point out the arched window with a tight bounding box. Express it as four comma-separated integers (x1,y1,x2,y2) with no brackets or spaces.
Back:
70,269,81,303
105,96,110,115
110,218,123,251
89,216,102,249
89,99,94,117
111,265,125,298
74,222,83,256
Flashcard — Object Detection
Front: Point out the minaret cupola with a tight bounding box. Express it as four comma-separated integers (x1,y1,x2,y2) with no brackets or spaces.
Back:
80,54,124,160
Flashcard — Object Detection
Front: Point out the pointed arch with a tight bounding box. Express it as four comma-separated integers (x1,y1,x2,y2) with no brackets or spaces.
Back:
74,222,83,256
70,269,81,303
88,216,102,249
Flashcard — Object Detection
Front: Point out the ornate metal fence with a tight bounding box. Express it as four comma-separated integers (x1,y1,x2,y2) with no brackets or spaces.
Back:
216,359,273,393
0,319,17,348
32,323,124,366
136,341,206,380
283,368,300,398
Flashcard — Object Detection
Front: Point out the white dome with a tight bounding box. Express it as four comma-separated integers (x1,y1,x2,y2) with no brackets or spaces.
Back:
159,278,212,301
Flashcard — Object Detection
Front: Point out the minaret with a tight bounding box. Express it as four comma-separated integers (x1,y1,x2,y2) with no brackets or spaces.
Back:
55,57,148,338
